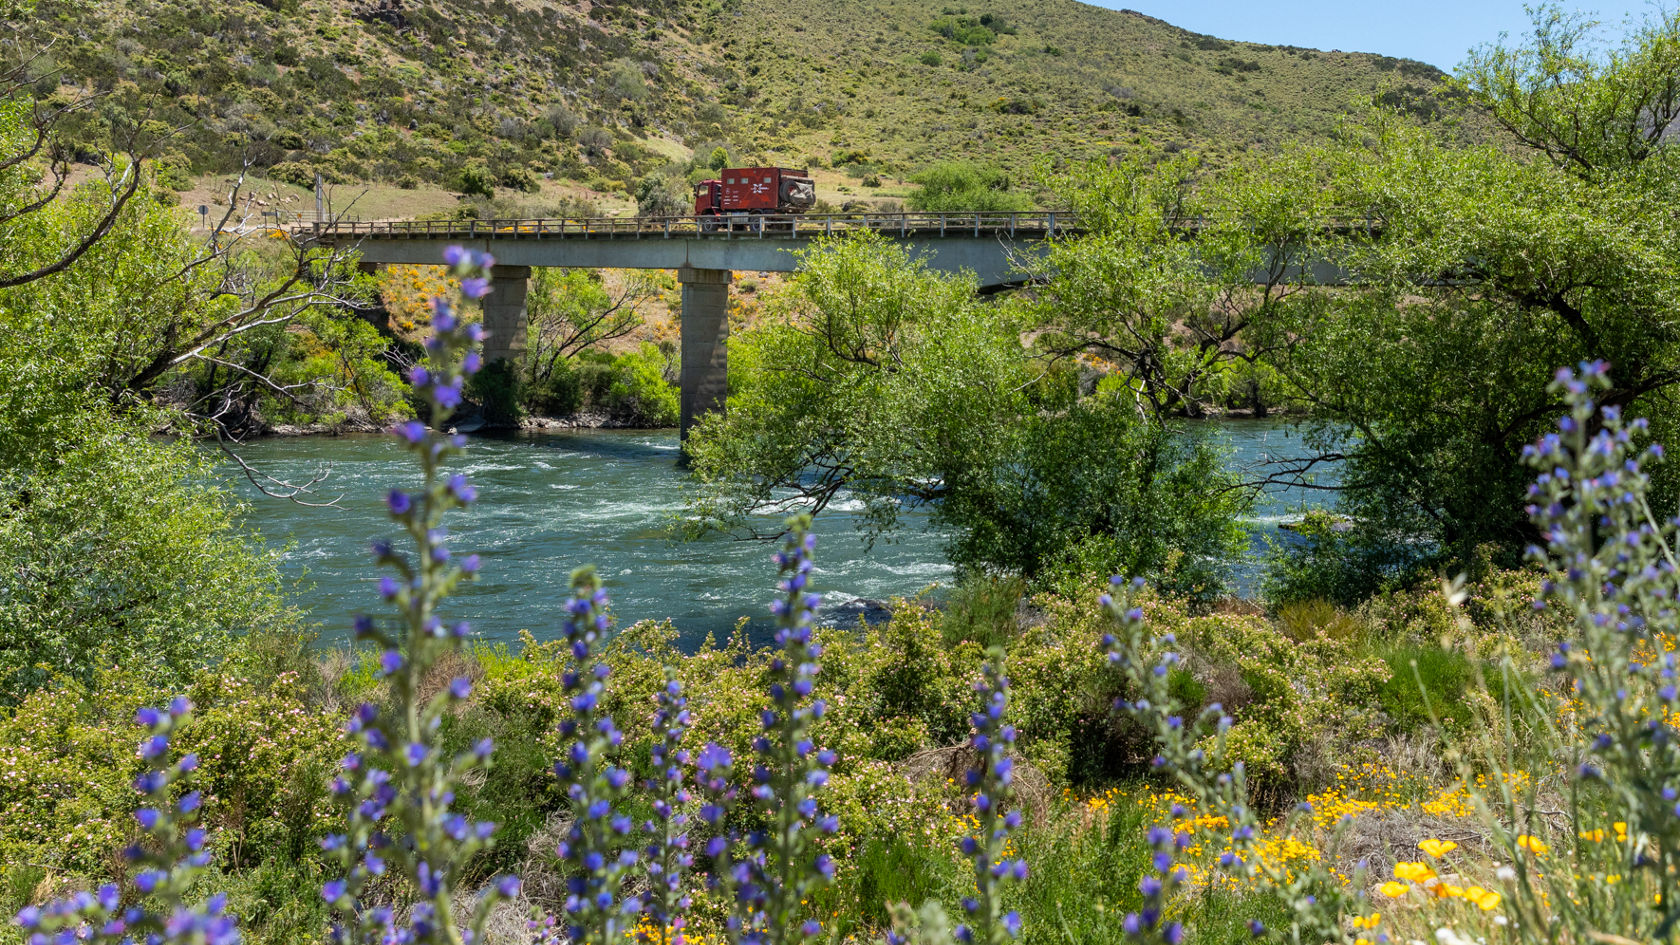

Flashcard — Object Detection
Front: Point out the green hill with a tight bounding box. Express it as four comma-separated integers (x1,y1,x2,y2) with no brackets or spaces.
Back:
7,0,1451,205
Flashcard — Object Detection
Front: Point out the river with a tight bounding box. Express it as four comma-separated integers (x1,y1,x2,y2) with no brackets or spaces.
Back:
226,419,1335,650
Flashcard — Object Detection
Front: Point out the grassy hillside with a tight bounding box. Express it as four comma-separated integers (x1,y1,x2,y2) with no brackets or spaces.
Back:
8,0,1451,207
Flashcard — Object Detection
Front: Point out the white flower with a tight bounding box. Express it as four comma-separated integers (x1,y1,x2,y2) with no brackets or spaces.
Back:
1496,866,1516,882
1435,928,1476,945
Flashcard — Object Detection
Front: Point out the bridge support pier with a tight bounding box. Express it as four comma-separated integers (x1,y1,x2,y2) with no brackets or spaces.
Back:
481,265,531,368
678,267,731,449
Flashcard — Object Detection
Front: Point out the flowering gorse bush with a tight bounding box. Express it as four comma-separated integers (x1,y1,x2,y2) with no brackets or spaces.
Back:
1099,578,1366,944
321,246,522,945
16,699,238,945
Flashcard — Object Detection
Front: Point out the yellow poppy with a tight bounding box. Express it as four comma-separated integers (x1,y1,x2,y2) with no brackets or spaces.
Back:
1418,839,1458,858
1517,835,1550,856
1394,861,1436,883
1379,881,1411,898
1465,886,1502,911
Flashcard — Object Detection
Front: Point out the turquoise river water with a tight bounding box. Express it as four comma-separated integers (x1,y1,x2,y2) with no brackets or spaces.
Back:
226,420,1334,650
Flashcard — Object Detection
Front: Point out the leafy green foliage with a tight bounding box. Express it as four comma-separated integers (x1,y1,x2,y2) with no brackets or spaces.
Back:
603,343,680,427
0,430,298,701
905,161,1033,212
524,268,664,387
1457,5,1680,181
939,392,1249,599
687,231,1026,537
1252,108,1680,564
688,233,1246,591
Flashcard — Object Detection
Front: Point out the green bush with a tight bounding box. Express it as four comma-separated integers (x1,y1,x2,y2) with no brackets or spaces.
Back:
457,160,495,198
1262,510,1435,607
1374,644,1538,738
939,574,1027,649
603,343,679,426
524,356,583,416
905,160,1033,212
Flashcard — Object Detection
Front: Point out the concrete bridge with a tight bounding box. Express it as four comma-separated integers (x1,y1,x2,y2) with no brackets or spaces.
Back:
310,212,1071,440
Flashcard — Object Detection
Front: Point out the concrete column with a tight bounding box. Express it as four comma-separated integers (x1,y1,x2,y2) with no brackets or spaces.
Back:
678,267,731,446
480,265,532,368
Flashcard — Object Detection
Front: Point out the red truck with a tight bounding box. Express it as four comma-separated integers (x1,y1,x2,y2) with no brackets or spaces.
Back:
693,166,817,229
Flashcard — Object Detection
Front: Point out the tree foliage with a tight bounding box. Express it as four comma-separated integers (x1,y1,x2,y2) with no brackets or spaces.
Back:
525,269,665,385
1457,4,1680,181
0,83,317,700
1251,104,1680,560
686,232,1246,591
1033,151,1308,420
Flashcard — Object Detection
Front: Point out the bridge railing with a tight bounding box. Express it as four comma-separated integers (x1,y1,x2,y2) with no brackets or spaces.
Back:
308,212,1078,241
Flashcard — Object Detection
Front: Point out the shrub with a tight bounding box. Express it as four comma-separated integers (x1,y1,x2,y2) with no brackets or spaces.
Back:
457,160,495,198
1262,510,1435,607
905,161,1032,212
939,575,1027,649
524,356,583,416
268,161,319,188
603,343,679,427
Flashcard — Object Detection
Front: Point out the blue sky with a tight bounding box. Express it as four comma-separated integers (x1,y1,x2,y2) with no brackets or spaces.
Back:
1086,1,1654,70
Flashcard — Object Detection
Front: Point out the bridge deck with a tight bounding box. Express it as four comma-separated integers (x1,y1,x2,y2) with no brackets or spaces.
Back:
309,211,1076,242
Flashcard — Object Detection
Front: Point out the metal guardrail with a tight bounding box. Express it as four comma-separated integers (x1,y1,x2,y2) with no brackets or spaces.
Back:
307,212,1078,242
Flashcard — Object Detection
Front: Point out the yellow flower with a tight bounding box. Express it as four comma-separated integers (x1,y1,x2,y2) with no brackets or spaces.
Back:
1379,881,1411,898
1351,913,1382,930
1464,886,1502,911
1434,883,1466,900
1394,861,1436,883
1418,838,1458,858
1516,834,1549,856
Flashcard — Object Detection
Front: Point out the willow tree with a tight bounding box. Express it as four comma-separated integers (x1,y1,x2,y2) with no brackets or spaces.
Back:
684,232,1247,595
1247,6,1680,598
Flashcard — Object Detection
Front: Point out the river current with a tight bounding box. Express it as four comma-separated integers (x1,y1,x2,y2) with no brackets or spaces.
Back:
226,420,1333,650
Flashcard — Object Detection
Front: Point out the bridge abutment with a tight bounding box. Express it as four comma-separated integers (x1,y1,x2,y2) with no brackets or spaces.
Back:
678,267,731,449
482,265,531,367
